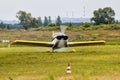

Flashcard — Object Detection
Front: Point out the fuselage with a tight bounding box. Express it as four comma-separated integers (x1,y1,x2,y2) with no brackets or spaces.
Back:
52,32,68,49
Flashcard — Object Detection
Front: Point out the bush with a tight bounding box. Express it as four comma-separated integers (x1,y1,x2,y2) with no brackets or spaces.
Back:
83,23,91,28
110,24,120,30
100,24,120,30
48,23,56,27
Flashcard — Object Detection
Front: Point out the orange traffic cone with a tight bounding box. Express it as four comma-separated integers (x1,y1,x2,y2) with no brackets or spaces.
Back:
66,63,71,74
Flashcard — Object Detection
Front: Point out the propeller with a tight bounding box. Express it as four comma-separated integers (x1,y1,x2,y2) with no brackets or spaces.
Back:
52,26,68,38
60,26,68,33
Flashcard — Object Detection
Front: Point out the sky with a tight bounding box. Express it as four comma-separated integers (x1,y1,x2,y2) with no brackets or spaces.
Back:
0,0,120,20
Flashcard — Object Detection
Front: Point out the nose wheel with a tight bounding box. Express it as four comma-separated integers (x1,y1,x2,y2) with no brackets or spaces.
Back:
71,48,76,53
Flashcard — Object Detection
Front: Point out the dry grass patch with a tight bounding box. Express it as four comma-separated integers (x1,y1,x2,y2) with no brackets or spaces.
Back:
90,72,120,80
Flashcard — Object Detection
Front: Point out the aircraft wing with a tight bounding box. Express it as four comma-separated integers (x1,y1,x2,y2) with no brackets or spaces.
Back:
11,40,53,47
68,41,105,47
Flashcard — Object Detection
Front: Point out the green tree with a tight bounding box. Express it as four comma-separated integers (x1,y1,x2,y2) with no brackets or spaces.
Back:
38,17,43,26
43,16,49,26
68,22,72,27
56,16,62,26
16,10,32,30
0,22,5,29
6,25,11,30
48,16,52,24
91,7,115,25
30,17,39,28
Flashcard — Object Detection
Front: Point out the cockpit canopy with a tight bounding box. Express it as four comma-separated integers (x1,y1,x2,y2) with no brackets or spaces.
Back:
56,35,68,40
52,32,68,40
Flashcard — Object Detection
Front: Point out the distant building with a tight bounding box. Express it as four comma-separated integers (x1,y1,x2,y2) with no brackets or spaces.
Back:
52,17,90,23
61,17,90,23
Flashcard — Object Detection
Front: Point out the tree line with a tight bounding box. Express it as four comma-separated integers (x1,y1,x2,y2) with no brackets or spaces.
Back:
0,22,11,30
0,7,119,30
16,10,62,30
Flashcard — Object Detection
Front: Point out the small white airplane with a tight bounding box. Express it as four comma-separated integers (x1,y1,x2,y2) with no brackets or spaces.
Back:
9,26,105,52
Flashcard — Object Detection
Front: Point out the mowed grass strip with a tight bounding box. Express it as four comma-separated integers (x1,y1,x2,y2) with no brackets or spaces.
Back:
0,45,120,80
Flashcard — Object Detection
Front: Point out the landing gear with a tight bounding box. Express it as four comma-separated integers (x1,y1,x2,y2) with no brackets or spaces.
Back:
51,48,54,53
46,48,50,53
71,48,76,53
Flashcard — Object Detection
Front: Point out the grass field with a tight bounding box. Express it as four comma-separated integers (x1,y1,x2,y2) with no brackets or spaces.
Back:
0,45,120,80
0,29,120,80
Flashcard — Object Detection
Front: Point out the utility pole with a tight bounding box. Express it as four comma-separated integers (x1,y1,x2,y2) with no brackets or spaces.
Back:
83,6,85,18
